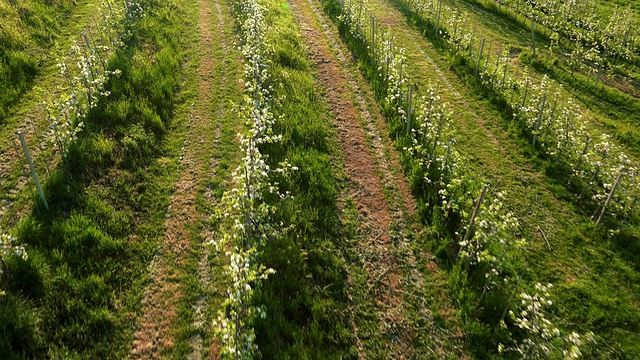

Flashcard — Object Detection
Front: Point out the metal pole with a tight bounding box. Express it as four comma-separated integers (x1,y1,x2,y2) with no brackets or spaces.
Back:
406,84,413,135
475,38,485,77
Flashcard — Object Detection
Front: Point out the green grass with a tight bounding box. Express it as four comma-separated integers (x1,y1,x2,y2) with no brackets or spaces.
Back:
320,0,640,357
0,0,78,122
250,0,358,357
454,0,640,158
0,0,192,357
222,0,401,357
163,0,246,357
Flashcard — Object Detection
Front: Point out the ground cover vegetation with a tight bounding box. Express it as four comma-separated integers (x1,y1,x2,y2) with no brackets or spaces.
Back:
322,0,640,357
2,0,640,357
1,0,80,121
0,0,192,357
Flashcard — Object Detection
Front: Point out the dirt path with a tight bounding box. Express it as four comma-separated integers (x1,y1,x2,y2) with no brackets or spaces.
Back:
289,0,467,356
129,0,223,357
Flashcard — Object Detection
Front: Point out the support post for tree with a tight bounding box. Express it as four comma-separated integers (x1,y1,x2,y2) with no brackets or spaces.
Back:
475,38,485,77
616,25,631,65
595,49,607,87
484,40,493,73
371,15,375,56
595,171,623,227
18,132,48,210
531,18,536,58
501,60,508,89
406,84,414,135
429,113,445,162
434,0,443,38
532,94,546,147
463,184,488,244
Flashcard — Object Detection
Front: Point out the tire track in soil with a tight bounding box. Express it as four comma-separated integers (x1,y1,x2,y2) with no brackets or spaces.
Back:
289,0,467,357
130,0,222,357
186,0,230,357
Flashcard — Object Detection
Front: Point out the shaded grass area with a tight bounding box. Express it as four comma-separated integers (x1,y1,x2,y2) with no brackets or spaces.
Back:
321,0,640,358
0,0,192,357
0,0,77,122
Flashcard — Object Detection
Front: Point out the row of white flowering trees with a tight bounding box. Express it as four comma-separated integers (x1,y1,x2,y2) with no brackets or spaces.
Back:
487,0,639,68
44,0,145,158
397,0,640,231
1,0,145,298
210,0,293,357
336,0,593,356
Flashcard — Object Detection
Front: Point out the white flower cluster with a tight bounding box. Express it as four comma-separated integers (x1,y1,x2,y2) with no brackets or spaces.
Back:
0,232,28,296
44,0,140,157
212,0,294,357
459,191,523,292
505,283,595,359
337,0,371,44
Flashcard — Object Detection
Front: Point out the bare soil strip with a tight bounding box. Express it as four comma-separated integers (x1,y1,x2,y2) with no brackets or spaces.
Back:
289,0,467,356
130,0,222,357
186,0,231,357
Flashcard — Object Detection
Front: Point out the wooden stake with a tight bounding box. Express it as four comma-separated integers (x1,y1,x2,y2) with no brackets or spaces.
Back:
406,84,414,135
532,94,546,147
463,184,488,244
595,171,623,227
475,38,485,77
434,0,443,38
18,132,48,210
531,18,536,58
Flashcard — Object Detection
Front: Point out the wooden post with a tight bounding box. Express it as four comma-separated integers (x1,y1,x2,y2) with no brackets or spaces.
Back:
475,38,486,77
484,40,493,73
430,112,445,162
463,184,488,244
18,132,48,210
541,97,558,143
531,18,536,58
595,49,607,87
532,94,546,147
595,171,623,227
521,78,529,110
386,34,392,91
616,25,631,65
370,15,375,59
501,60,508,89
406,84,414,135
434,0,443,38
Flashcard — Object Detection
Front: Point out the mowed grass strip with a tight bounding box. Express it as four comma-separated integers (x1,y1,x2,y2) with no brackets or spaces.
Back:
0,0,194,357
